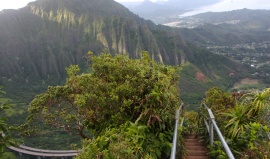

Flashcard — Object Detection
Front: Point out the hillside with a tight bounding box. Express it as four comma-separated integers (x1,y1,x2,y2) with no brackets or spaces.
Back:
174,9,270,88
0,0,188,79
0,0,250,105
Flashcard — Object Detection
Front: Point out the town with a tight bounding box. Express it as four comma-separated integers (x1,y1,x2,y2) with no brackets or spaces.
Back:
205,41,270,82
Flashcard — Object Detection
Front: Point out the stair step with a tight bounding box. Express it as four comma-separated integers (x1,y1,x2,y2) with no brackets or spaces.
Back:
185,135,197,139
184,156,209,159
185,145,206,151
185,138,198,142
187,150,208,156
185,142,204,146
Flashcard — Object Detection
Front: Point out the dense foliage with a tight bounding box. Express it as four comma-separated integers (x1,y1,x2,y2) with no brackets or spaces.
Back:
0,87,15,156
28,52,181,158
199,87,270,158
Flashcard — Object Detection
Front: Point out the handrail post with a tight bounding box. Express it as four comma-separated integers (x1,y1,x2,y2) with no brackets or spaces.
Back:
209,119,214,147
170,103,184,159
180,117,184,127
204,119,209,133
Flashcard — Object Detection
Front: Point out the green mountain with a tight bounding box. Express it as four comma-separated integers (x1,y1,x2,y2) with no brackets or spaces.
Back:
0,0,185,80
0,0,249,105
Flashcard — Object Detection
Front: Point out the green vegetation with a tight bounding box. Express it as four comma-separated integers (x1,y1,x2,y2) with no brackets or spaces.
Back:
27,52,181,158
0,87,16,156
0,0,264,157
199,87,270,158
1,152,16,159
179,43,250,110
182,111,199,134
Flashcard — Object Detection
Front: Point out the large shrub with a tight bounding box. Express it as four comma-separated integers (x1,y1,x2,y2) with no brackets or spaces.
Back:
28,52,181,158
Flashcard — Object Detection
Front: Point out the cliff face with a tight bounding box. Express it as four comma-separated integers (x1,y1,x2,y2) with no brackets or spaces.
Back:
0,0,188,80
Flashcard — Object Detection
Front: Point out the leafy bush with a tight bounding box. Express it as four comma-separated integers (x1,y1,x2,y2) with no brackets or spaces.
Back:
27,52,181,158
182,111,199,134
200,87,270,158
76,122,172,159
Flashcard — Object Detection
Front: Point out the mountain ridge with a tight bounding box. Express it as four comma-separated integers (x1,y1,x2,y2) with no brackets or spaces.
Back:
0,0,192,79
0,0,249,104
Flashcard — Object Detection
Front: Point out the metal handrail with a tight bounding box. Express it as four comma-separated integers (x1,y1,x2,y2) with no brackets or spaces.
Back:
1,132,79,157
202,103,235,159
170,103,184,159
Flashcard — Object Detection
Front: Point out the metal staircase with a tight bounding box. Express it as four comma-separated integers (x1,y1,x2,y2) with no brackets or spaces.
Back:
170,103,235,159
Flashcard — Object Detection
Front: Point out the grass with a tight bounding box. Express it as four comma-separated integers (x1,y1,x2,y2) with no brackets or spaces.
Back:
231,78,269,91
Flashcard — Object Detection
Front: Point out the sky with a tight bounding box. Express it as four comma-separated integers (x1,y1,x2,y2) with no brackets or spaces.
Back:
0,0,34,11
0,0,270,15
0,0,146,11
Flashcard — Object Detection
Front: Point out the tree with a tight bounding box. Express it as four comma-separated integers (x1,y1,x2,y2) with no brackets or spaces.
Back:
27,52,181,158
204,87,235,111
0,87,15,156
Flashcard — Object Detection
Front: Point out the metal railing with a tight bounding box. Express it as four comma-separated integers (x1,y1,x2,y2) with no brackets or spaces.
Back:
2,132,79,158
170,103,184,159
202,103,235,159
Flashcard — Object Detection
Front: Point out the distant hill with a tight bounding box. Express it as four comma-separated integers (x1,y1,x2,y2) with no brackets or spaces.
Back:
165,0,219,10
177,9,270,45
121,0,220,24
0,0,249,105
131,0,165,13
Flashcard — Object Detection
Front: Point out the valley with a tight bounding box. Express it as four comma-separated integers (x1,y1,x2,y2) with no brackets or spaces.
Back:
0,0,269,159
